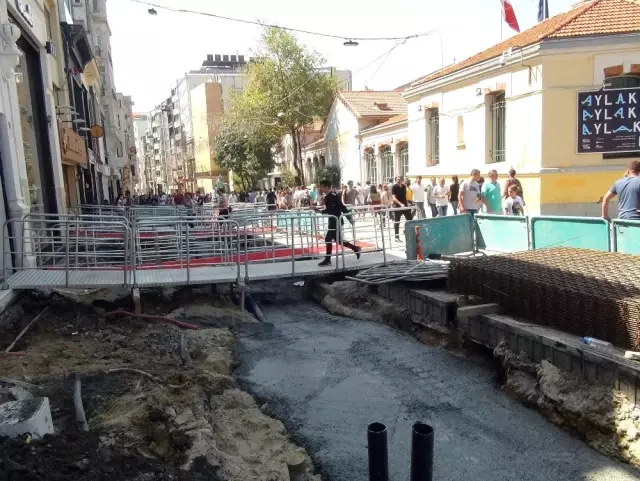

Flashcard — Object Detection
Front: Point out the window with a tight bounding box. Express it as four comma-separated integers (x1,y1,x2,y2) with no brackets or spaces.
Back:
365,149,377,184
399,145,409,176
490,92,506,163
456,116,465,147
117,141,123,157
380,145,394,182
428,109,439,166
117,115,121,128
93,0,99,10
131,166,136,177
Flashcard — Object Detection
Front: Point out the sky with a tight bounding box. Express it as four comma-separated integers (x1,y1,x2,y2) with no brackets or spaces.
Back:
107,0,581,113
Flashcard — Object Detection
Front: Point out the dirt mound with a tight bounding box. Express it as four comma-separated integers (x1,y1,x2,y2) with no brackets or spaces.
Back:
0,293,318,481
0,430,208,481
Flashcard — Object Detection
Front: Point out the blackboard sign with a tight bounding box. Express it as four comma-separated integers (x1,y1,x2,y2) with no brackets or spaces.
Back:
577,87,640,154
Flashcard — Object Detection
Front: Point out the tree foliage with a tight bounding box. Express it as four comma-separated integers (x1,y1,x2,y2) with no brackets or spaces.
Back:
212,115,279,190
314,164,341,188
239,27,337,185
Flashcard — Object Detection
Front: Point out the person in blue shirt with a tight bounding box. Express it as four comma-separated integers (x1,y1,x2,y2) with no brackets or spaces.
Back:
602,160,640,220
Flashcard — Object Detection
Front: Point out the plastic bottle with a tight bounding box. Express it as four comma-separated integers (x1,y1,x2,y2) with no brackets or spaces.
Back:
582,337,613,350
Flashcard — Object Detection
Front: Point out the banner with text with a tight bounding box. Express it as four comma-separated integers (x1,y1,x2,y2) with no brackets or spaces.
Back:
577,87,640,154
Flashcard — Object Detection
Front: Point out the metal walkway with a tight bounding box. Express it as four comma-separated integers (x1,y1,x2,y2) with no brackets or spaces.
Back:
2,207,410,290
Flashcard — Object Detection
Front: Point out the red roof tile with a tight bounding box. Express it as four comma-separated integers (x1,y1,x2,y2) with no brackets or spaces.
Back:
361,114,408,133
409,0,640,89
338,91,407,117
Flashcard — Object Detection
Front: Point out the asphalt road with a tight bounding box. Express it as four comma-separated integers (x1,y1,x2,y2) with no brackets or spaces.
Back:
234,301,640,481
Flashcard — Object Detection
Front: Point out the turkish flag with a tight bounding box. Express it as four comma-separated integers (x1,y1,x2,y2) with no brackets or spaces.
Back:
501,0,521,32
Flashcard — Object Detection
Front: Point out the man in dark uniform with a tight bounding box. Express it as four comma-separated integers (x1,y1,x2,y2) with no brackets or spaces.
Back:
317,180,361,267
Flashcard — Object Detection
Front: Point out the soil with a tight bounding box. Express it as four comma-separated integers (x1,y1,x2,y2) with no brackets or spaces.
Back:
0,286,319,481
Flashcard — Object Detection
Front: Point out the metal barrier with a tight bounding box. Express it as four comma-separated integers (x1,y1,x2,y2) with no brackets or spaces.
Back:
612,219,640,254
3,216,131,289
530,216,611,251
240,212,342,280
133,217,241,287
475,214,530,253
404,215,474,259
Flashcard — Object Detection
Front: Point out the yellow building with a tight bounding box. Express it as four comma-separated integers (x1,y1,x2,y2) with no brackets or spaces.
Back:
190,82,228,193
404,0,640,216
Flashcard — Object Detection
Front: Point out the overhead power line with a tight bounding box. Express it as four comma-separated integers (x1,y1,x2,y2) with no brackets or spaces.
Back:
130,0,437,42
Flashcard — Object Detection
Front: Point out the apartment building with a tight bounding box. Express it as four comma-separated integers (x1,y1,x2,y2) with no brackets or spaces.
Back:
132,114,150,192
137,54,248,194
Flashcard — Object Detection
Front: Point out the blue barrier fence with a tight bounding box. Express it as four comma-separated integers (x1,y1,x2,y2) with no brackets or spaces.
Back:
404,215,474,259
613,219,640,254
530,216,611,251
475,214,529,252
404,214,640,257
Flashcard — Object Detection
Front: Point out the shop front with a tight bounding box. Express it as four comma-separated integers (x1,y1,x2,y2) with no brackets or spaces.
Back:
58,121,86,210
10,12,57,214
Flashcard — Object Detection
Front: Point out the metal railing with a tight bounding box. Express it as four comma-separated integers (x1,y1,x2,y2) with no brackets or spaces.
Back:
3,207,404,289
3,216,131,288
133,217,241,286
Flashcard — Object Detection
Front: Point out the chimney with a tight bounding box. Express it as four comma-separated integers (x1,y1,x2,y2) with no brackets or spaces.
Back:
223,54,229,62
206,54,213,62
214,54,221,62
238,55,245,63
230,54,237,62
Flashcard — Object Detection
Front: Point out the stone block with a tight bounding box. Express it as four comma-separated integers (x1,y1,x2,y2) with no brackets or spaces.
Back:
0,397,54,440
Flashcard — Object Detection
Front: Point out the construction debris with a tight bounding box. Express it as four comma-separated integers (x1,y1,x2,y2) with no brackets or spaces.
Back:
347,260,449,285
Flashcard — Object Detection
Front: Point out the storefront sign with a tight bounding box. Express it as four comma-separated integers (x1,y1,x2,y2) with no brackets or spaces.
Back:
577,87,640,154
15,0,33,27
59,122,87,165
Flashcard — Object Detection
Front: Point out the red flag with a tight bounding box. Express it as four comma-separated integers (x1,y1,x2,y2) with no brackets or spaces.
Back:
501,0,521,32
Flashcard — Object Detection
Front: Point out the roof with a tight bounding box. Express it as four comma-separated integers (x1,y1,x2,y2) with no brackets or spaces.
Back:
304,137,325,150
361,114,408,133
409,0,640,89
338,91,407,118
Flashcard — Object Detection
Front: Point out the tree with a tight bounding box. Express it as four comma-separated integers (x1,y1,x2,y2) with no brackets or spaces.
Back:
240,27,337,185
314,164,341,188
212,115,279,190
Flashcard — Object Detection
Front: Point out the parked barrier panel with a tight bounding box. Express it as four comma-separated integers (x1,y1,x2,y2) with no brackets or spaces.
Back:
530,216,610,251
613,219,640,254
404,215,474,259
475,214,529,252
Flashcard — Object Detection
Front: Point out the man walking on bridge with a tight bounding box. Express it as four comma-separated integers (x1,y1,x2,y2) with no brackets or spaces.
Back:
317,180,361,267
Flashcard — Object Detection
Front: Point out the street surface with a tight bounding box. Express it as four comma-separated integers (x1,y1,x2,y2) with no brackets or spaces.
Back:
234,302,640,481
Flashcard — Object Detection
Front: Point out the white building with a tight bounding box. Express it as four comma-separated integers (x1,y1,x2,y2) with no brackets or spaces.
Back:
310,91,407,185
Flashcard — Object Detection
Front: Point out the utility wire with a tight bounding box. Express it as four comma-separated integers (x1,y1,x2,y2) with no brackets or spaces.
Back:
130,0,437,42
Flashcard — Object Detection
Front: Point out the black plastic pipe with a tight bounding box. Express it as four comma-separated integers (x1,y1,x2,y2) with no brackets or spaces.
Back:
411,422,434,481
367,422,389,481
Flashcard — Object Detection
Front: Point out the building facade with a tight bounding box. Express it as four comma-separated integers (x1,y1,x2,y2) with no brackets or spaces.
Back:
403,0,640,216
275,91,407,187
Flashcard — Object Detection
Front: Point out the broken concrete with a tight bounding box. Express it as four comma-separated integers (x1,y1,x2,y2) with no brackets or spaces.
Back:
0,397,54,439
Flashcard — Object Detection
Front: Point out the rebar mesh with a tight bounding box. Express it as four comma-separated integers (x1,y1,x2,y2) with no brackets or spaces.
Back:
448,248,640,349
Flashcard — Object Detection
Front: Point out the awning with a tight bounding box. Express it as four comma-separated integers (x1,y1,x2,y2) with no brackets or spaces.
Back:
81,58,100,88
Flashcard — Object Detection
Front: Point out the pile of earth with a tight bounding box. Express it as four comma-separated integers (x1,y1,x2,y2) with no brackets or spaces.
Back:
0,289,319,481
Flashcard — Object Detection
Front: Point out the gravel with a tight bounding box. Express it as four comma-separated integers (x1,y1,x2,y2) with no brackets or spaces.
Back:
234,302,640,481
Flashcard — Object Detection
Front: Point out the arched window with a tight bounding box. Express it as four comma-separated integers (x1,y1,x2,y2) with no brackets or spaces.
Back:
380,146,394,182
365,149,377,185
399,144,409,176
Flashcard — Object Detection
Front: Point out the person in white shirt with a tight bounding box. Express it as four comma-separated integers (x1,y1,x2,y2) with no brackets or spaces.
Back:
427,177,438,217
503,184,525,216
432,178,450,217
411,176,426,219
459,169,482,216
